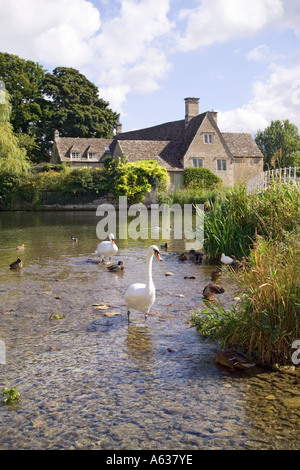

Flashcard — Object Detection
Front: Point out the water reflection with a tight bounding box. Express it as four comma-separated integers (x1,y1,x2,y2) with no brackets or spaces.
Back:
125,324,154,366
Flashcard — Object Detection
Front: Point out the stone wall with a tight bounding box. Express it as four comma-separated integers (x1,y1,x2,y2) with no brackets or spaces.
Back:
183,114,234,186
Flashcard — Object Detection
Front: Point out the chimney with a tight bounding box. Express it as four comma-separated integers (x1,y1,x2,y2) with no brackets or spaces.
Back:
184,97,199,125
115,121,122,135
210,110,218,124
54,129,60,140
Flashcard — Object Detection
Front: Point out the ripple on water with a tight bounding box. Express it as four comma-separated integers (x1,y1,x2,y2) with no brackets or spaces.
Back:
0,211,299,450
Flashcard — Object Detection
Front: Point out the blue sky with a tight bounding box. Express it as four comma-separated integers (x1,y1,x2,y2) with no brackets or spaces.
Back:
1,0,300,135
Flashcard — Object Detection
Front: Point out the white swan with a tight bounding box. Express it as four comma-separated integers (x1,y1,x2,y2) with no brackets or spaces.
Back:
125,245,162,322
220,253,234,264
95,233,118,262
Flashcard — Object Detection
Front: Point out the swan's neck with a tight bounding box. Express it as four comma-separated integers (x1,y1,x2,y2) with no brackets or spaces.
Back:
146,253,154,288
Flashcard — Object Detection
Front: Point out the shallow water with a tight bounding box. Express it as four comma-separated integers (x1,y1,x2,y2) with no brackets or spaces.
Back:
0,211,299,450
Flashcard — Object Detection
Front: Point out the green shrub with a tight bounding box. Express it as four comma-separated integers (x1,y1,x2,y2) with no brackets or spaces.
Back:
184,167,222,189
105,158,169,203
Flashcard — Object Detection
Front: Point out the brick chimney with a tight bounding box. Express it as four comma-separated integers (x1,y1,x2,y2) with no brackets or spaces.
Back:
184,97,199,125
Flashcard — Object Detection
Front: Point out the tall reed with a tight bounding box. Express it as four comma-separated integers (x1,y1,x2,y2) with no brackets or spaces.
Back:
191,233,300,366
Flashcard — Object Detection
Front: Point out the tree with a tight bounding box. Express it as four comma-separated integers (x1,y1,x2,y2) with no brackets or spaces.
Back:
255,120,300,169
0,54,120,163
0,89,30,174
40,67,119,149
0,52,45,136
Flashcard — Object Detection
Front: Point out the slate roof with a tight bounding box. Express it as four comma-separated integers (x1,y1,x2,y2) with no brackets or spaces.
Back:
116,140,183,171
54,136,113,162
53,112,263,169
222,133,263,158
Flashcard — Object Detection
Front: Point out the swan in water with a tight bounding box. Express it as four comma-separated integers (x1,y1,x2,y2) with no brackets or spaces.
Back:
125,245,162,322
95,233,118,262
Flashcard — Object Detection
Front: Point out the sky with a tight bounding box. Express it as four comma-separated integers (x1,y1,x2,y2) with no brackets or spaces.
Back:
1,0,300,135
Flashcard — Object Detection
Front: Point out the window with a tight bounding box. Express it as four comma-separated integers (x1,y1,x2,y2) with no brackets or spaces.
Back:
204,133,214,144
217,159,227,171
87,152,98,160
193,158,203,168
70,152,81,160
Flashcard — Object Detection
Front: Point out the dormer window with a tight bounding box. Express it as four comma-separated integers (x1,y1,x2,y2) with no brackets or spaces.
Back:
70,152,81,160
88,152,98,160
204,133,214,144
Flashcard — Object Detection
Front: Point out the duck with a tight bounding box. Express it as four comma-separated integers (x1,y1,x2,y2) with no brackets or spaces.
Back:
220,253,234,265
230,257,246,271
211,268,222,282
71,237,78,242
16,244,25,250
189,250,203,264
178,253,187,262
214,348,255,370
125,245,162,322
95,233,118,262
202,283,225,301
107,261,125,272
9,258,23,269
160,243,168,249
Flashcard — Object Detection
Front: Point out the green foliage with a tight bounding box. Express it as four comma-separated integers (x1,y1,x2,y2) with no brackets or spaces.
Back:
40,67,119,150
202,183,300,259
255,119,300,169
3,387,20,405
190,233,300,366
0,90,30,177
184,167,222,189
0,54,120,162
0,158,169,209
158,186,220,206
105,158,169,203
0,52,45,135
203,185,257,259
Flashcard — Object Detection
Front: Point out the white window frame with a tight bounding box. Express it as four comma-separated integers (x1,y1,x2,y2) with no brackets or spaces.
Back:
217,159,227,171
204,133,214,144
192,158,203,168
70,152,82,160
87,152,98,160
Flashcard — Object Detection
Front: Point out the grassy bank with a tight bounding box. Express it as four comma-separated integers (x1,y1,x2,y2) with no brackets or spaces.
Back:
190,232,300,366
189,182,300,367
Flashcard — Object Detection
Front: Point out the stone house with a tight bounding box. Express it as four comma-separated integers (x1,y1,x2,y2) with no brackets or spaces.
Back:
51,97,263,188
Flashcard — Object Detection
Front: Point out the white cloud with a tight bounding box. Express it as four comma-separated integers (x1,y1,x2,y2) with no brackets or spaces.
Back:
177,0,283,51
246,44,283,63
219,63,300,134
0,0,101,66
88,0,174,111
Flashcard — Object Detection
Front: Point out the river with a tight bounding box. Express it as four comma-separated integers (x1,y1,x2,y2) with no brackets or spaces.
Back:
0,211,299,450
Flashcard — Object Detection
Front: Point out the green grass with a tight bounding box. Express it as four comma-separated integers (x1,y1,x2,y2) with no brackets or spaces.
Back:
190,232,300,366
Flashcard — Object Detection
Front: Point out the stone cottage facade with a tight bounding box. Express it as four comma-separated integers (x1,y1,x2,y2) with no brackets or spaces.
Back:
51,97,263,188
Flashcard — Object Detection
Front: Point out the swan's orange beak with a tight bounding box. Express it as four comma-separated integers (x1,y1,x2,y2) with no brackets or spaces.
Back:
111,239,115,244
155,251,162,261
